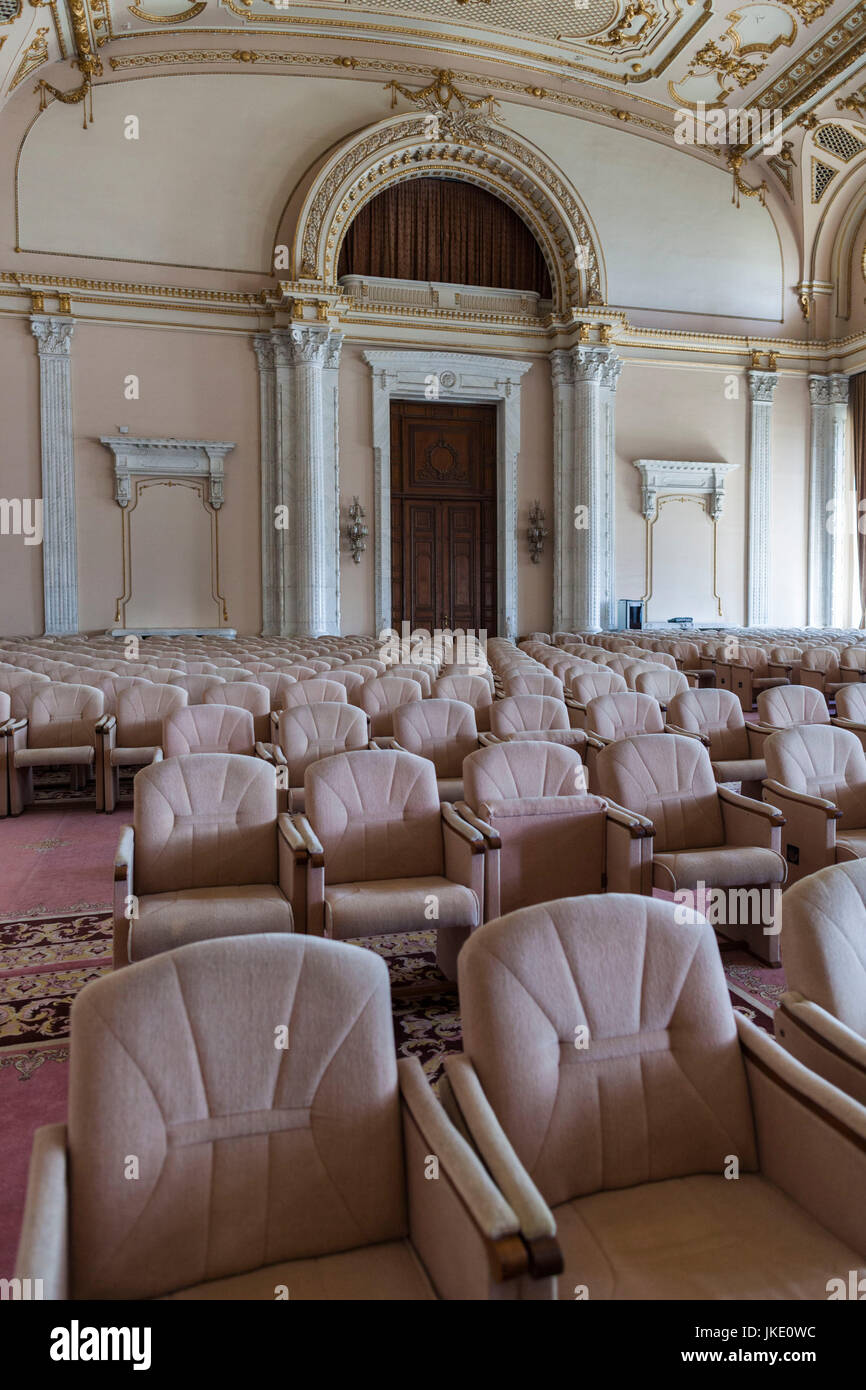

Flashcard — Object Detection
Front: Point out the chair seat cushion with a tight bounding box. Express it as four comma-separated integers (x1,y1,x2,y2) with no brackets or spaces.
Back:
110,745,162,766
162,1239,435,1301
15,745,94,767
325,876,480,940
835,828,866,859
437,778,464,803
129,884,293,961
652,845,785,892
710,758,766,784
554,1173,864,1300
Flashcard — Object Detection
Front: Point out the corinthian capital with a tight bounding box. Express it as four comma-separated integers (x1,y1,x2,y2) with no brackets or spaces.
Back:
30,315,75,356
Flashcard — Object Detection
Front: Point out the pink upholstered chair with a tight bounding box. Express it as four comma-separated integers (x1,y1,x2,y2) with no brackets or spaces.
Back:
595,733,786,963
432,674,493,732
5,674,55,720
773,859,866,1106
666,687,767,799
458,741,651,920
392,698,479,803
10,683,106,815
0,688,12,816
204,680,271,741
584,691,664,743
445,894,866,1300
257,702,370,813
282,678,348,710
100,683,187,813
166,673,225,705
163,704,256,757
112,753,298,968
832,683,866,753
292,749,485,981
502,673,564,700
321,668,365,701
840,647,866,683
15,932,542,1301
725,643,789,712
487,695,587,757
633,667,689,709
799,647,845,701
763,725,866,884
757,684,830,731
385,664,433,697
564,669,627,731
341,660,386,680
768,645,804,684
357,676,422,737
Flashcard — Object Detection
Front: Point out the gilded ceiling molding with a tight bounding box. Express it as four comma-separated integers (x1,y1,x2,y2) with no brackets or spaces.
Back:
127,2,207,22
29,0,68,60
9,24,48,91
588,0,660,50
289,109,605,312
753,0,866,117
34,0,102,126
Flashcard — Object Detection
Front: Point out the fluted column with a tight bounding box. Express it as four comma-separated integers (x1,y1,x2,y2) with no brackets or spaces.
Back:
253,334,282,636
808,373,849,627
746,369,778,627
552,345,620,632
30,315,77,635
323,332,344,635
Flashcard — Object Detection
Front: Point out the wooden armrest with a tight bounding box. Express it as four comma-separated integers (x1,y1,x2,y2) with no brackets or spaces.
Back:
664,723,709,744
114,824,134,880
441,801,485,852
762,780,841,816
601,797,655,837
290,813,325,866
454,801,502,850
717,784,785,823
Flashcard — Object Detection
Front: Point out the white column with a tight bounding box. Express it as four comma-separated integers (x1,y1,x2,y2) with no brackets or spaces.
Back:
253,334,283,636
808,373,849,627
746,369,778,627
323,332,344,635
30,315,77,635
552,346,619,632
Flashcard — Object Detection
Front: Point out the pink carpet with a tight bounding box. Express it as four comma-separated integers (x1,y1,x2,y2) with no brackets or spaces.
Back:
0,804,120,918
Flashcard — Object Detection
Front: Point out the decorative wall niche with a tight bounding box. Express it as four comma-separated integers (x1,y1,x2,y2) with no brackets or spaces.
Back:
633,459,739,623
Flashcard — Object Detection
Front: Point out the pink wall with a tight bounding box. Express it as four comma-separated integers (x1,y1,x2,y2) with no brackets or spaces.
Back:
0,315,44,635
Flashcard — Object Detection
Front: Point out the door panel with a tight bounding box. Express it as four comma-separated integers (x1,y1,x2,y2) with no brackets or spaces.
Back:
390,401,497,636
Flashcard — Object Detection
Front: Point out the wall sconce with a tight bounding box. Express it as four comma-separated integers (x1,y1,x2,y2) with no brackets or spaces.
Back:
346,496,368,564
527,500,548,564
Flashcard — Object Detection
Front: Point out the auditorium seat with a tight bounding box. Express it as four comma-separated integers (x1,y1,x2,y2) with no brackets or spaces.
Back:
11,683,106,815
445,894,866,1300
800,648,845,701
458,741,650,918
487,695,588,757
14,934,540,1301
633,667,690,708
358,676,422,737
392,698,479,803
756,684,830,730
666,687,767,799
257,702,370,812
840,647,866,683
502,672,564,700
772,860,866,1106
595,733,786,963
100,683,187,813
432,674,493,732
763,725,866,883
204,679,272,741
163,704,256,757
293,748,484,981
112,754,296,968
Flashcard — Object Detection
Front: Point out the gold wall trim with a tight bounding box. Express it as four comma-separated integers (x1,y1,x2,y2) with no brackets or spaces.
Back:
115,476,228,628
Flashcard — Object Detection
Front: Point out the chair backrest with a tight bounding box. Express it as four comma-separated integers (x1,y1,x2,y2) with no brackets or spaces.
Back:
392,698,478,778
341,660,386,679
134,753,279,893
457,896,756,1207
26,683,105,748
432,674,493,710
385,664,432,697
463,740,585,805
764,725,866,828
835,684,866,722
781,859,866,1037
267,662,318,681
116,683,188,746
0,689,10,722
585,691,664,741
7,675,58,720
162,704,256,757
667,640,702,667
321,669,365,700
66,934,404,1300
502,672,564,700
357,677,422,734
490,695,569,737
247,671,297,711
757,684,829,726
841,647,866,672
282,678,349,709
167,674,226,705
633,668,689,704
305,749,443,883
0,668,50,694
666,688,748,760
803,647,840,678
595,733,725,851
277,702,369,783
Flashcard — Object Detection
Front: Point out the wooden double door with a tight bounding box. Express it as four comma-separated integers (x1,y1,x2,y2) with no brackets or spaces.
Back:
390,400,497,636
